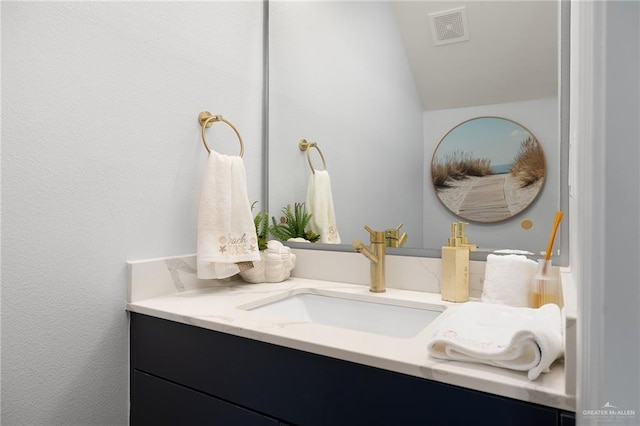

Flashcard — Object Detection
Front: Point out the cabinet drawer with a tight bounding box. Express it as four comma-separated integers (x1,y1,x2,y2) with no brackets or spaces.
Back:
131,370,279,425
560,411,576,426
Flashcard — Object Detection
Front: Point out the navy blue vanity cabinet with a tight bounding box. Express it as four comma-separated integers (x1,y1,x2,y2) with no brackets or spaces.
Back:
130,312,575,426
560,411,576,426
131,370,279,425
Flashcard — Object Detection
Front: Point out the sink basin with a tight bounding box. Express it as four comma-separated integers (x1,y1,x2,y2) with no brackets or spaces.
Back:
244,291,445,338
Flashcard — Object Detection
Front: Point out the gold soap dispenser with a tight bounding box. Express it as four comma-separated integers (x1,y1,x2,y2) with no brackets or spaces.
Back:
441,222,475,302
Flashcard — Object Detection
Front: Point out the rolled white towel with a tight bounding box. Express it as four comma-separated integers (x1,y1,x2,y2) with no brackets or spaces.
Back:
481,254,537,307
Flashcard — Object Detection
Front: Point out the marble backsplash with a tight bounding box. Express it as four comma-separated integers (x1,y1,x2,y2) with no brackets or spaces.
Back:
127,249,487,303
289,248,487,297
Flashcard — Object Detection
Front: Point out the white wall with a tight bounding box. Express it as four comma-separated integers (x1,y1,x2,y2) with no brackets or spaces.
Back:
572,1,640,423
423,98,560,254
1,2,264,424
268,0,424,245
599,0,640,417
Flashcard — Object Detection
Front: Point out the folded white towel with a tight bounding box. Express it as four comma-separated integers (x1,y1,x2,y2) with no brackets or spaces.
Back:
305,170,340,244
427,302,563,380
197,151,260,279
481,254,537,307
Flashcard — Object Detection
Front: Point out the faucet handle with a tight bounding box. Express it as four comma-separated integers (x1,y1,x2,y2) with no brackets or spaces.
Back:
385,223,408,247
392,223,404,233
397,232,408,247
364,225,385,243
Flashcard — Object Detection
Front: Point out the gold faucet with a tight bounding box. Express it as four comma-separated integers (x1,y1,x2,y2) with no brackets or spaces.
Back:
352,225,386,293
385,223,408,248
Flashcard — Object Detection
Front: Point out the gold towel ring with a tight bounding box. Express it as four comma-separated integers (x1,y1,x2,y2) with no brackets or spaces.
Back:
298,139,327,175
198,111,244,157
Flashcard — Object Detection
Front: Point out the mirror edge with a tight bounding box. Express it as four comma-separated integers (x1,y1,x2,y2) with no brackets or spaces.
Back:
261,0,270,213
557,0,571,267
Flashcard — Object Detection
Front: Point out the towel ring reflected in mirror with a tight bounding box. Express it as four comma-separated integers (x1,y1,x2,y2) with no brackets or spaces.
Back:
298,139,327,174
198,111,244,157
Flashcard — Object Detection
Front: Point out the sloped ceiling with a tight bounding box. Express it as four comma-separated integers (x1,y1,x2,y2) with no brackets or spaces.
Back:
392,1,558,111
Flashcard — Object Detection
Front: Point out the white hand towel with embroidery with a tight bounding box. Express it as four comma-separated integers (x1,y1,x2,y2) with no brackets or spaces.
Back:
427,302,563,380
305,170,340,244
197,151,260,279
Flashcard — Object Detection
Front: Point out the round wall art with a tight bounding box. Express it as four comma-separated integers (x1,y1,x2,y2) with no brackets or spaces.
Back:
431,116,546,223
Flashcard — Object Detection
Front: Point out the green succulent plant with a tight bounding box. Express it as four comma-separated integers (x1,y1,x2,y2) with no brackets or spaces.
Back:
270,202,320,243
250,201,270,251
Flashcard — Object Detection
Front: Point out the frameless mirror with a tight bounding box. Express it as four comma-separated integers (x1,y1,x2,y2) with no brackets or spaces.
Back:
267,0,569,262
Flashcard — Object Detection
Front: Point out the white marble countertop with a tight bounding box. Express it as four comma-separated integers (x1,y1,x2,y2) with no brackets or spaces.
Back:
127,273,575,412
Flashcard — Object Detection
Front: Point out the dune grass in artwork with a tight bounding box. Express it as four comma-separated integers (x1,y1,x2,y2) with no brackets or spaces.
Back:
510,137,545,188
432,150,494,188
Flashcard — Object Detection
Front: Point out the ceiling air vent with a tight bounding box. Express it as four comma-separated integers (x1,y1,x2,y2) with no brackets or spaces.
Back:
428,7,470,46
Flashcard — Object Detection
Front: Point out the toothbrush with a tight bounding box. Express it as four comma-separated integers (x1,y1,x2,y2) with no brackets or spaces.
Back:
543,211,564,273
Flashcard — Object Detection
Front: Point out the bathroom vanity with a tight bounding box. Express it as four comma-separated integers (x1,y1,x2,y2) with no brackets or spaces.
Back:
127,253,576,426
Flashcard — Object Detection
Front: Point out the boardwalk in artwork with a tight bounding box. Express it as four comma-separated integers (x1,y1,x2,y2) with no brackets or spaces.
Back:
458,174,511,222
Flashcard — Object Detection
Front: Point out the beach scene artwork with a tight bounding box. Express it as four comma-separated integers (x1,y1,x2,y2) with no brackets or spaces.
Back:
431,117,546,223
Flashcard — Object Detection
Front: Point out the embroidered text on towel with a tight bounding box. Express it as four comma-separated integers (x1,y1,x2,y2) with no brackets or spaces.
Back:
219,233,258,255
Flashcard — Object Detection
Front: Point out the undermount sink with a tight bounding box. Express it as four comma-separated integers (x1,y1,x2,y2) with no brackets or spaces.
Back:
243,291,445,338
